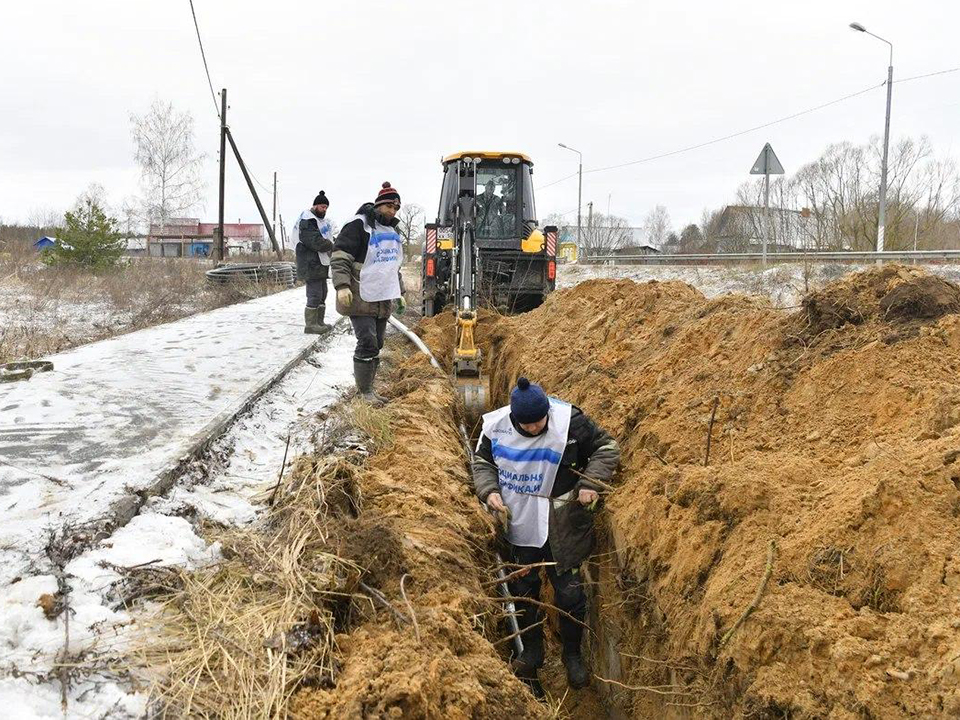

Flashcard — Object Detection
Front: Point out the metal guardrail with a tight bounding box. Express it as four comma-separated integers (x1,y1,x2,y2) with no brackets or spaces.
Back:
583,250,960,264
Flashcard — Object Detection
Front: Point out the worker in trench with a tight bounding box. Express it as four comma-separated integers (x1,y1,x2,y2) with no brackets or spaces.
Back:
331,182,406,406
295,191,335,334
473,377,620,696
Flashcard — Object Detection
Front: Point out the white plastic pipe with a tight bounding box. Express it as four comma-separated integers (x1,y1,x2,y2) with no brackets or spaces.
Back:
387,316,442,370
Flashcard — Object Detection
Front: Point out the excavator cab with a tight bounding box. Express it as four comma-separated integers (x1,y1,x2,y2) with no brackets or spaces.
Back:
422,152,558,422
423,152,557,317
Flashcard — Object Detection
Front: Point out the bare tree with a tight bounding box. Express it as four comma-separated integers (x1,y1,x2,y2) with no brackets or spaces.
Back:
578,212,632,256
27,207,65,234
396,203,425,261
130,100,206,229
700,207,723,250
641,205,671,248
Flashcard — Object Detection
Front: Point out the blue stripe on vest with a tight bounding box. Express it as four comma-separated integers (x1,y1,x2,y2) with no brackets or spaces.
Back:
491,440,562,465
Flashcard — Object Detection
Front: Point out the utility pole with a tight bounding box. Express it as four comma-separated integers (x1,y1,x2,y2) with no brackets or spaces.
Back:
587,201,593,251
849,22,894,259
272,171,277,253
216,88,227,261
878,59,894,255
558,143,583,257
225,128,282,257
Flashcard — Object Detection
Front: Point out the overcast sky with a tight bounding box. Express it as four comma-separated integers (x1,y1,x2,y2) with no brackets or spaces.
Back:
1,0,957,234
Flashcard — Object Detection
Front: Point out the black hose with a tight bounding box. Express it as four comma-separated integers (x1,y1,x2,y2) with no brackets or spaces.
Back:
205,262,297,287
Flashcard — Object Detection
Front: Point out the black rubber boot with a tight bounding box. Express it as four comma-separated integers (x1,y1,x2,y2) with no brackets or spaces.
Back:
304,307,330,335
353,359,384,407
562,653,590,689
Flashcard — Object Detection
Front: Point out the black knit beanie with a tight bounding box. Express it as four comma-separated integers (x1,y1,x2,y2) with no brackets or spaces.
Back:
510,377,550,424
313,191,329,207
374,182,401,207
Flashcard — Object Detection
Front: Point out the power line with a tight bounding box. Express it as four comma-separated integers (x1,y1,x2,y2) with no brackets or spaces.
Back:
587,80,884,175
538,171,580,191
537,64,959,191
188,0,220,120
894,66,960,84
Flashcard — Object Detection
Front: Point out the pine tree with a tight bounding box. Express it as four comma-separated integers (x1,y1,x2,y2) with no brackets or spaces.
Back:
45,199,124,268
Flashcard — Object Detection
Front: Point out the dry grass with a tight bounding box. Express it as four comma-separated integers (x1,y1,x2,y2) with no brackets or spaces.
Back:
126,451,366,718
344,400,394,451
0,256,285,364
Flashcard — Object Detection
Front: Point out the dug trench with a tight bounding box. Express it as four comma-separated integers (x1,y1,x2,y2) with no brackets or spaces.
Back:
123,264,960,718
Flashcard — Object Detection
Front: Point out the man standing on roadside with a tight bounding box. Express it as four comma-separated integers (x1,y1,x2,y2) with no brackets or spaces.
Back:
331,182,406,406
472,377,620,696
295,191,334,334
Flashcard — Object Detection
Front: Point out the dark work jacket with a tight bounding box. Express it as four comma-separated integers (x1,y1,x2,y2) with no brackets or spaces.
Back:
296,212,334,282
473,406,620,572
330,203,404,318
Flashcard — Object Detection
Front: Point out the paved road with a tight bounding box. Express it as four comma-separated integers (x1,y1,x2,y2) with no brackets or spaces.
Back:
0,288,343,583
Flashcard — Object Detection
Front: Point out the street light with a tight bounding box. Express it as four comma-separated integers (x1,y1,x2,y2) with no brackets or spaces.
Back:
558,143,583,256
850,21,894,255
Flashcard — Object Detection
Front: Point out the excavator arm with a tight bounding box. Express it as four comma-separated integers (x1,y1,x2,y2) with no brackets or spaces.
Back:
452,167,490,422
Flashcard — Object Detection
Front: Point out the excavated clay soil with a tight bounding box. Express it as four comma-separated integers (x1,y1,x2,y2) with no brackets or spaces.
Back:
289,366,543,719
419,265,960,718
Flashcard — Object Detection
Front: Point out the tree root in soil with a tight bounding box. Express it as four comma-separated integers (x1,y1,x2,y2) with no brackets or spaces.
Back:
719,539,777,648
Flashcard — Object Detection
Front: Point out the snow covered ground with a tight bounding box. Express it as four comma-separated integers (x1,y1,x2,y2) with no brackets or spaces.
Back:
0,291,356,718
557,261,960,307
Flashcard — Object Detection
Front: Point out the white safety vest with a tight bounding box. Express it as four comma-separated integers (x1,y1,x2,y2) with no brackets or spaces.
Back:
356,214,403,302
478,398,573,548
294,210,333,266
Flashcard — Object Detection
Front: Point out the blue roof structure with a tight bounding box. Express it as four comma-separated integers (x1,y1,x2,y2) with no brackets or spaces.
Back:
33,236,57,250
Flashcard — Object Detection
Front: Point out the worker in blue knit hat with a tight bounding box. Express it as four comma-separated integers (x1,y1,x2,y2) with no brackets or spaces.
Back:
472,377,620,697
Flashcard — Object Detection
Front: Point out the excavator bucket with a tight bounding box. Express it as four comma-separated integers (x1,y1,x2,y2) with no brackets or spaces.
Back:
456,374,490,427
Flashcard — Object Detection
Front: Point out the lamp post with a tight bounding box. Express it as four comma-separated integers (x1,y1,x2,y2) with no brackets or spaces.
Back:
850,21,893,256
558,143,583,257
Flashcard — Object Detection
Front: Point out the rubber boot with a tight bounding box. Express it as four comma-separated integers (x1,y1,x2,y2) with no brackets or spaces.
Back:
562,653,590,689
304,307,330,335
353,359,384,407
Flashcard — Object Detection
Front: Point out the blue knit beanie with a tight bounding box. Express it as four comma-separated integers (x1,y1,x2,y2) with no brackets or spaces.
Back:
510,377,550,423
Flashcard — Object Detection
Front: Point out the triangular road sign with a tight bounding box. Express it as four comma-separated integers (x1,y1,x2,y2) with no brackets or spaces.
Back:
750,143,785,175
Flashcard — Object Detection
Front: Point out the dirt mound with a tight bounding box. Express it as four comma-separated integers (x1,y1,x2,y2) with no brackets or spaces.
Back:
439,266,960,718
289,365,542,719
126,362,541,718
799,264,960,335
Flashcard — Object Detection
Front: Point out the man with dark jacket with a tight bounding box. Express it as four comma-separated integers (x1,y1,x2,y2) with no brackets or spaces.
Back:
295,191,334,334
473,377,620,695
331,182,406,406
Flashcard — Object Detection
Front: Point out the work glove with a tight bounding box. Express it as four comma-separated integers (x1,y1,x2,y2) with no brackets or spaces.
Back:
336,287,353,307
394,295,407,316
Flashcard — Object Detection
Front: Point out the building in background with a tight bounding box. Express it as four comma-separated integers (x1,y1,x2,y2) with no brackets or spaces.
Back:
146,219,265,258
558,240,578,264
33,236,57,251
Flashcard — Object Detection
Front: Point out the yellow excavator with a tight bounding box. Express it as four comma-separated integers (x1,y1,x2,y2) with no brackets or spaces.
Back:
422,152,559,420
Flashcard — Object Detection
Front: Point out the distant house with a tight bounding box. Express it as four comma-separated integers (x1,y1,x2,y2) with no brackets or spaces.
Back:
712,205,816,253
558,240,578,264
33,236,57,251
124,237,147,257
146,219,265,258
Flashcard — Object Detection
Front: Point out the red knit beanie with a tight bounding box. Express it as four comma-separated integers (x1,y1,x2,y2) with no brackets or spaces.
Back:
374,181,401,207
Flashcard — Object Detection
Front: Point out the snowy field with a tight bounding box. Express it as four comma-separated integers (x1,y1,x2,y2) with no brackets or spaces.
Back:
0,259,281,365
0,294,355,718
557,261,960,308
